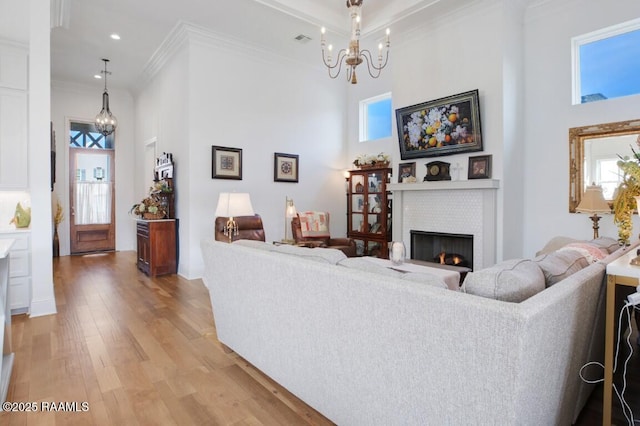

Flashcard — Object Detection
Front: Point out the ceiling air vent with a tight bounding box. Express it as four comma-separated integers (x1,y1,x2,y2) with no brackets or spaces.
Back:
294,34,312,44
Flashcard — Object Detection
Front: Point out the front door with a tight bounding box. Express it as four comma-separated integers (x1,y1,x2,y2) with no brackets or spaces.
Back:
68,121,116,254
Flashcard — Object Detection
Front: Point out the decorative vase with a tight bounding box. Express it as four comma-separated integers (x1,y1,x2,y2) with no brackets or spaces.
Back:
53,226,60,257
389,241,406,265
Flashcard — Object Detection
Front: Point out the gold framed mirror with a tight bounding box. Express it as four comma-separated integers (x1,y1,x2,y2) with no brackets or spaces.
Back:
569,119,640,212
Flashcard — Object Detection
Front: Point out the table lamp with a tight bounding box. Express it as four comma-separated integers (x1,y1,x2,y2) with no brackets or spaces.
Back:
575,184,611,239
214,192,255,243
282,196,297,244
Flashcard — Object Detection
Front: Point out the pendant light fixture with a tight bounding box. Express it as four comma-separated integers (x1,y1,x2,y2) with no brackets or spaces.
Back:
95,58,117,136
320,0,390,84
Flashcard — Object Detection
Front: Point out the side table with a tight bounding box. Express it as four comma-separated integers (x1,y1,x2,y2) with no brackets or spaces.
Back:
604,246,640,425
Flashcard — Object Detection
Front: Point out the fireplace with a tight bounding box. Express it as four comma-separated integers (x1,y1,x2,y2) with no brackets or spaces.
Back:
410,230,474,270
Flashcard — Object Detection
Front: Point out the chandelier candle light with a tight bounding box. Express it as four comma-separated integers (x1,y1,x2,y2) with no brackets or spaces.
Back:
320,0,390,84
95,58,118,136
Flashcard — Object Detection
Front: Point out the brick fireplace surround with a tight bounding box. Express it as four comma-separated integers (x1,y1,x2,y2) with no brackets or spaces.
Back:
388,180,500,271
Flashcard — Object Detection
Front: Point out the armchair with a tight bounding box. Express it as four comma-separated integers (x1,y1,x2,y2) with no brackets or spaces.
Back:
291,211,357,257
215,214,265,243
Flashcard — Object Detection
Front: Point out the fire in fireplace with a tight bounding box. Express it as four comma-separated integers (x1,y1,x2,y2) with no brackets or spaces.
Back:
435,251,470,268
411,230,474,271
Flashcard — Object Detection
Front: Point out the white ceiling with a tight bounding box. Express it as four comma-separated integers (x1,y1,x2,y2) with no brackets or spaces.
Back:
48,0,463,92
0,0,537,93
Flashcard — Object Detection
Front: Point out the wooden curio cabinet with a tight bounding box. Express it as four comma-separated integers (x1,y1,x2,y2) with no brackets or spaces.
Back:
347,167,392,258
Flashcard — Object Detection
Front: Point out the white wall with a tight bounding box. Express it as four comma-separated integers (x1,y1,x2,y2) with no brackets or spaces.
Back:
347,0,514,259
136,25,347,279
523,0,640,256
51,82,136,255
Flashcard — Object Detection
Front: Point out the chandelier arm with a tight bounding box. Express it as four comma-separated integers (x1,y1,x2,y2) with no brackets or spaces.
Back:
360,51,382,79
326,50,348,79
360,49,390,76
321,48,348,70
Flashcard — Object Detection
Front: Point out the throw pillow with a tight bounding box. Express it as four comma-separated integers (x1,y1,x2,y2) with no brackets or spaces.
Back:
298,212,331,238
461,259,545,302
533,249,590,287
535,236,580,256
558,242,607,263
589,237,621,254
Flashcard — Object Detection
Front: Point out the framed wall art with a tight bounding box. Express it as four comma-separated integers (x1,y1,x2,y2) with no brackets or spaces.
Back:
212,146,242,180
468,154,492,179
397,162,416,183
274,152,299,183
396,89,483,159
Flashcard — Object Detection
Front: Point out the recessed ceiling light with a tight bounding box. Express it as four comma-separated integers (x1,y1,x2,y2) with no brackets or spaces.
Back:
94,74,102,79
110,33,121,40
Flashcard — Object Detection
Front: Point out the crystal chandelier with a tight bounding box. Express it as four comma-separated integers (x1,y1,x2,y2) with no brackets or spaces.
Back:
320,0,390,84
95,59,117,136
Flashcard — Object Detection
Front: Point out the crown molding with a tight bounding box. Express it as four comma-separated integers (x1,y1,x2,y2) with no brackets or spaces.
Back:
136,21,325,94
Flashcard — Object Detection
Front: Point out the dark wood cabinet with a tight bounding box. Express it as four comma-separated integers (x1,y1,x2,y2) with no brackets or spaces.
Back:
136,219,177,277
347,167,392,258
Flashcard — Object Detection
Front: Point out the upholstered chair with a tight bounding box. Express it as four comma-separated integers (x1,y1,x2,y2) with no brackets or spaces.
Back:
215,214,266,243
291,211,357,257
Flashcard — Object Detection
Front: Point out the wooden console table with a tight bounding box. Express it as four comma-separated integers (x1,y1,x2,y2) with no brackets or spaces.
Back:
136,219,177,277
604,245,640,425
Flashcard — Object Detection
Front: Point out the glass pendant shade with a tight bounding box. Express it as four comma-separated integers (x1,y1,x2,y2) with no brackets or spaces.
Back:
95,59,117,136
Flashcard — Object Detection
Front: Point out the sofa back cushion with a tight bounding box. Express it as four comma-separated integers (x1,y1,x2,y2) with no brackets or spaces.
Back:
588,237,620,254
461,259,545,302
533,249,590,287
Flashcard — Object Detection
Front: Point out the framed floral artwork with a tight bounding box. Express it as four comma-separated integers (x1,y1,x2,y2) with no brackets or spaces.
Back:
212,146,242,180
274,152,299,182
396,89,483,159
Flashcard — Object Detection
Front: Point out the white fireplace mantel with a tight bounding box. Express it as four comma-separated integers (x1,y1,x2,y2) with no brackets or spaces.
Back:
389,179,500,270
388,179,500,192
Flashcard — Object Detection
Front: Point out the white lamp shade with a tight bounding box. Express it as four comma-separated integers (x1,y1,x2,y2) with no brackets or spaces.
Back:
576,185,611,214
214,193,255,217
285,198,297,218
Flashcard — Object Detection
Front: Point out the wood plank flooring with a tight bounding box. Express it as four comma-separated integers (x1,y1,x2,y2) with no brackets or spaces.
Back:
3,250,640,425
0,251,333,426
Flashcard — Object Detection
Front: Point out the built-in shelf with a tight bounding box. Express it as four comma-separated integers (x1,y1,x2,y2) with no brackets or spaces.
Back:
388,179,500,192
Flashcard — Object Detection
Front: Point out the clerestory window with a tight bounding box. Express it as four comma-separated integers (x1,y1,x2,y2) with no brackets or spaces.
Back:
572,18,640,105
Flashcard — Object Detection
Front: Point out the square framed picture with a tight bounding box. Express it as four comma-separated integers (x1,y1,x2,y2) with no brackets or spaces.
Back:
212,146,242,180
274,152,299,183
468,154,492,179
398,162,416,183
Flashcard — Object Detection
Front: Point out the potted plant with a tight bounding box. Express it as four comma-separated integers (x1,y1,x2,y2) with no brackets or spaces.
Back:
353,152,391,169
130,195,167,220
613,141,640,245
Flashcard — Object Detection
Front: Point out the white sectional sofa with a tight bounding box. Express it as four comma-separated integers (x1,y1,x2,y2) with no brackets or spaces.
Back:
200,237,631,425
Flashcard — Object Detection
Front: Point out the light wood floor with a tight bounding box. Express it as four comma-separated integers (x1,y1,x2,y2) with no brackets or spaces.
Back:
0,251,333,426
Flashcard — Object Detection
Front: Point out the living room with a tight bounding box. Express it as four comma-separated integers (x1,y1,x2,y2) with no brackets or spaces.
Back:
1,0,640,423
